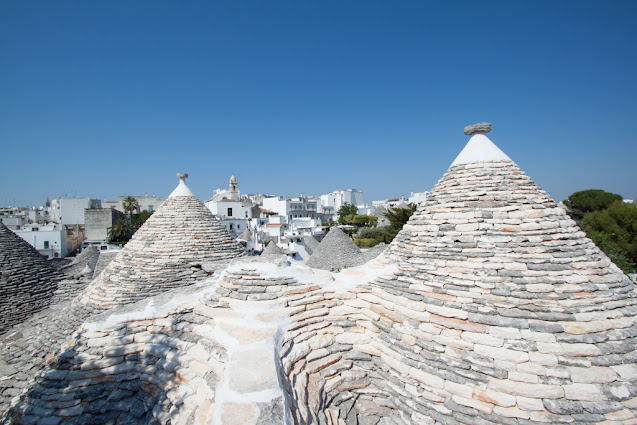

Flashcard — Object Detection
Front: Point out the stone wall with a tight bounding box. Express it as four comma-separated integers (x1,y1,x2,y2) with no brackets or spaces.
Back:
84,208,126,241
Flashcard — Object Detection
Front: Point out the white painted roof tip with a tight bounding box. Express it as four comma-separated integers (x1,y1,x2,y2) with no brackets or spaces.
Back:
451,134,512,166
168,173,197,198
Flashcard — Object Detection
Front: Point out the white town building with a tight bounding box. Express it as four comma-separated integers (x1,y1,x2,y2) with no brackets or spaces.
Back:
262,195,327,239
205,175,255,236
408,191,429,205
320,189,365,211
371,197,407,208
14,223,68,259
50,198,101,226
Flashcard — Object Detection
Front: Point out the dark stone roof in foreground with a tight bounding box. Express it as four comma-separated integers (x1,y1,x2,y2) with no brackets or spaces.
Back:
0,222,62,334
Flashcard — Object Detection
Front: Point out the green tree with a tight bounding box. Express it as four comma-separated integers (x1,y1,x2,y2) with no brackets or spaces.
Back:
357,227,393,246
107,219,133,243
579,201,637,273
563,189,623,219
385,203,417,229
340,214,378,228
122,196,140,219
132,210,153,230
355,238,380,248
337,203,359,225
353,204,417,247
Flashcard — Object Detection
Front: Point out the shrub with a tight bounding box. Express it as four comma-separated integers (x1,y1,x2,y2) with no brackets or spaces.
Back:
564,189,623,219
354,238,380,248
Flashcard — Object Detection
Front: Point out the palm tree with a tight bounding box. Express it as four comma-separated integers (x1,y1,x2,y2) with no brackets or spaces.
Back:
107,219,132,243
122,196,139,219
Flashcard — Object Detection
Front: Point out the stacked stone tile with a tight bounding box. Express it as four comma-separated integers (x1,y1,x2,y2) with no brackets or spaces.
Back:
47,257,73,271
37,248,104,307
0,222,62,335
306,227,366,271
361,242,387,263
261,241,286,258
216,256,300,301
59,245,100,277
304,235,320,256
236,227,253,242
92,251,118,279
48,275,93,306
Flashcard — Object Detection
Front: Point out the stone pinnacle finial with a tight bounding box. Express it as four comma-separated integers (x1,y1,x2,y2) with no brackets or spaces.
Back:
177,173,188,181
464,122,492,136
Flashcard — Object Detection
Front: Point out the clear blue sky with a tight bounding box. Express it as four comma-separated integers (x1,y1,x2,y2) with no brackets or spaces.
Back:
1,1,636,207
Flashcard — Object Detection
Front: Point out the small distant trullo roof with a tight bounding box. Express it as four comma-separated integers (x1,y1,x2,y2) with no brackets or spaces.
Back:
261,240,285,257
303,235,320,255
59,245,100,277
236,227,253,242
306,226,365,271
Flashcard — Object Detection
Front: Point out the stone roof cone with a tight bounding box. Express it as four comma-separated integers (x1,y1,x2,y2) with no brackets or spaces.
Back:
236,227,253,242
60,245,100,277
0,222,62,334
380,123,637,422
261,240,285,258
303,235,320,255
306,226,365,271
80,173,245,306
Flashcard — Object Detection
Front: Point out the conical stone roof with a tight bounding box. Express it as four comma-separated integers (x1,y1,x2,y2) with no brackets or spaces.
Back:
80,174,245,306
0,223,62,334
92,251,117,279
378,124,637,422
236,227,253,242
303,235,320,256
261,240,285,258
60,245,100,277
361,242,387,263
306,226,365,271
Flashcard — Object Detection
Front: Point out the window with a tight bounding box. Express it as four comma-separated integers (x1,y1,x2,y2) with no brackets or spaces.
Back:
228,208,233,216
43,241,49,249
237,225,240,229
245,211,248,217
149,206,154,212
